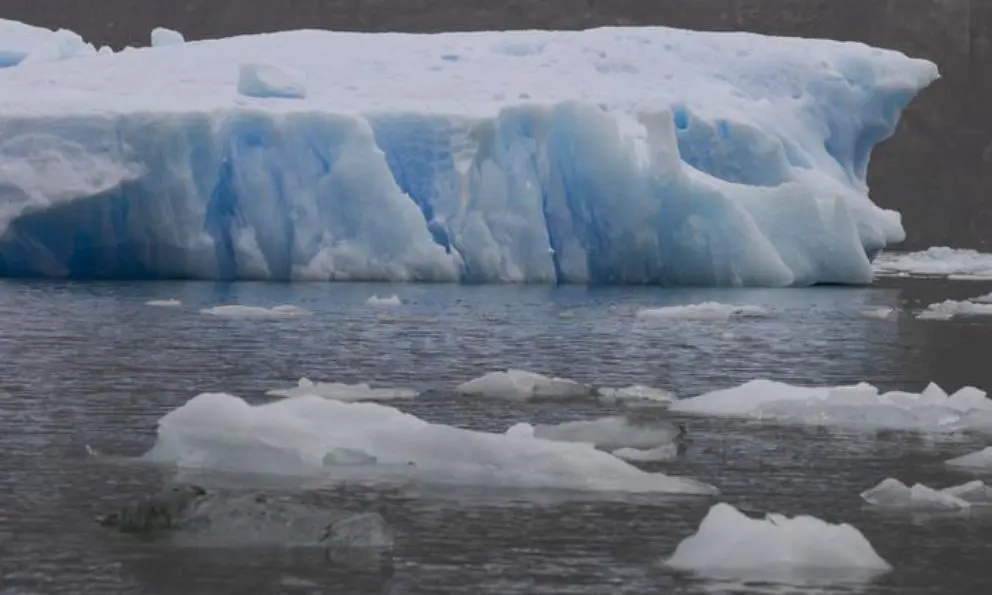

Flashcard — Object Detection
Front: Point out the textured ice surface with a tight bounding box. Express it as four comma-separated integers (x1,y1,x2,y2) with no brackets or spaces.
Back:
525,416,683,449
597,385,676,407
267,377,419,401
917,299,992,321
0,26,936,284
874,248,992,280
0,19,97,68
151,28,185,48
200,304,311,318
456,369,590,400
670,379,992,432
860,478,972,510
146,298,182,307
237,62,306,99
637,302,769,321
366,294,402,307
665,502,891,580
946,447,992,471
612,444,679,462
146,392,717,494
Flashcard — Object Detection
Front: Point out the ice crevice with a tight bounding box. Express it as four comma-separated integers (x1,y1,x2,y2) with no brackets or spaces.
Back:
0,27,938,284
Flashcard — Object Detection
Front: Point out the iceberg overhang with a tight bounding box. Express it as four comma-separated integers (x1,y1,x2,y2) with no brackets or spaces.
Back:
0,26,938,285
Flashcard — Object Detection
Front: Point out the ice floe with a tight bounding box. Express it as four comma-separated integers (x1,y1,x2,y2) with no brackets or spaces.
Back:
860,478,974,510
946,447,992,471
455,369,591,400
874,247,992,280
524,416,684,450
267,378,419,401
612,444,679,463
670,379,992,433
146,299,182,307
146,392,717,495
200,304,311,318
917,299,992,321
597,385,676,407
636,302,769,321
664,502,891,580
366,294,402,307
860,306,895,320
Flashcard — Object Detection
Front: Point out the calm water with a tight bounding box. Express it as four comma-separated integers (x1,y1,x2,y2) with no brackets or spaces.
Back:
2,278,992,594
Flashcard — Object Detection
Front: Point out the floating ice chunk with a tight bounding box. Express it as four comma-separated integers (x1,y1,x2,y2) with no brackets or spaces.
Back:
874,247,992,280
943,480,992,504
366,294,401,307
860,307,894,320
531,416,683,450
267,377,419,401
146,299,182,307
612,443,678,462
946,447,992,471
860,478,970,510
664,503,891,580
146,392,717,495
670,379,992,432
597,385,676,407
456,370,591,400
151,27,185,48
200,305,311,318
322,512,394,549
322,447,377,466
637,302,769,321
238,62,307,99
917,299,992,321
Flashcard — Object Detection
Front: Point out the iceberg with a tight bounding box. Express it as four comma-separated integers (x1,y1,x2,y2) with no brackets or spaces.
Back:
664,502,891,582
456,369,591,400
145,392,717,495
266,377,419,401
670,379,992,433
860,478,972,510
199,304,311,318
917,298,992,321
596,385,676,407
0,19,97,68
946,447,992,471
0,26,935,284
873,247,992,280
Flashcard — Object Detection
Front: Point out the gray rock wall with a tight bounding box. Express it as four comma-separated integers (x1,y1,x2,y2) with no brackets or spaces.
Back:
1,0,988,249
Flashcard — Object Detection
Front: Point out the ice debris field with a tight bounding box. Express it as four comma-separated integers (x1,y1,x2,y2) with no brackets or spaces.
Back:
0,22,938,285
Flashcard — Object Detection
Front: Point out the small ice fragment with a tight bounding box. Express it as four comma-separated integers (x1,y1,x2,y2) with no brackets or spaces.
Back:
860,307,894,319
366,294,401,307
237,62,306,99
637,302,769,321
532,416,681,450
322,512,394,549
267,377,419,401
612,443,678,462
597,385,675,407
456,369,590,400
860,478,970,510
946,447,992,471
151,27,185,47
200,304,311,318
146,299,182,307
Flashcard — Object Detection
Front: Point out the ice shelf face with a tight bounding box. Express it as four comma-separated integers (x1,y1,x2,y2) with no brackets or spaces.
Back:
0,26,937,284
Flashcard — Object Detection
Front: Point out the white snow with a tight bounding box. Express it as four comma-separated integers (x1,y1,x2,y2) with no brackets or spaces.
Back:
267,377,419,401
664,503,891,579
145,392,718,495
874,247,992,280
860,478,972,510
366,294,402,307
637,302,769,321
200,304,311,318
237,62,307,99
151,27,185,48
0,19,96,68
597,385,676,407
0,26,936,285
670,379,992,433
525,416,683,450
145,299,182,307
612,443,679,462
946,447,992,471
456,369,591,400
917,299,992,321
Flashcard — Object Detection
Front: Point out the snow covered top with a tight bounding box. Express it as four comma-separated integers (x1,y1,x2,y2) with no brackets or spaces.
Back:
0,26,937,120
0,19,96,67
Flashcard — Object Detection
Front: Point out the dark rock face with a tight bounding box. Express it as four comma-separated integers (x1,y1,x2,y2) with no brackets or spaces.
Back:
1,0,988,249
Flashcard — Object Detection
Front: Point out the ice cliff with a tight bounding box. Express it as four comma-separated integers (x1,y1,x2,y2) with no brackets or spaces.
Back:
0,26,937,284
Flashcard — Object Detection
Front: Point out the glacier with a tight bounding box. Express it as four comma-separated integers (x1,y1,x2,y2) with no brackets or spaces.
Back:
0,19,99,67
0,26,937,284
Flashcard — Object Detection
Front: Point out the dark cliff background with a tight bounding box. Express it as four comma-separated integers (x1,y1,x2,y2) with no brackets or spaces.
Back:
2,0,989,250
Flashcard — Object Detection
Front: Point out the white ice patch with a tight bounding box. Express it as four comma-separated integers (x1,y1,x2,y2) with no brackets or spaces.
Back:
200,304,311,318
238,62,307,99
612,443,678,463
529,416,683,450
145,392,718,495
366,294,401,307
917,299,992,321
874,247,992,280
637,302,769,321
946,447,992,471
456,369,590,400
670,379,992,433
597,385,676,407
267,377,419,401
664,502,891,580
146,299,182,307
0,19,96,68
860,307,894,320
860,478,972,510
151,27,185,48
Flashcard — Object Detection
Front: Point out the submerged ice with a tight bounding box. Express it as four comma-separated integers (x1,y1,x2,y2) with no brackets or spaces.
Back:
0,25,936,284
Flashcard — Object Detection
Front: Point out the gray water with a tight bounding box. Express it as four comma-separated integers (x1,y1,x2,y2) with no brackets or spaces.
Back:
2,278,992,594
